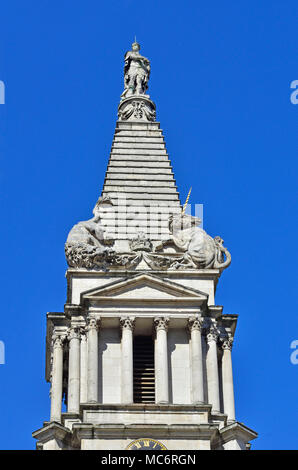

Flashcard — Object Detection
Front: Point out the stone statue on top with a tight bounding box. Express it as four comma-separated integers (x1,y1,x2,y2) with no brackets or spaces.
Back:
121,40,151,99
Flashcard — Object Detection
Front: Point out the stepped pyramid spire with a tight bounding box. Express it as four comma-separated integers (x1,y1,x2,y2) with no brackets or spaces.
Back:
64,42,231,271
100,118,181,247
100,41,182,250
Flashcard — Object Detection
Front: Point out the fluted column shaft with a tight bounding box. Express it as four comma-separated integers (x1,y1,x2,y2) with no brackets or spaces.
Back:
206,326,220,413
221,338,236,421
87,317,99,403
154,317,169,404
80,330,88,403
120,317,135,404
50,335,65,422
188,316,204,404
67,327,81,413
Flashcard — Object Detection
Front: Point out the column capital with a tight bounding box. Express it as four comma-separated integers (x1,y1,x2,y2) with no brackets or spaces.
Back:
86,317,100,332
154,316,170,332
120,316,135,331
52,334,67,349
221,337,234,350
206,325,219,344
67,326,81,341
188,315,203,332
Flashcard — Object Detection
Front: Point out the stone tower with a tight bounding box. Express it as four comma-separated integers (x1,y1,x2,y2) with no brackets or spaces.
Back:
33,42,257,450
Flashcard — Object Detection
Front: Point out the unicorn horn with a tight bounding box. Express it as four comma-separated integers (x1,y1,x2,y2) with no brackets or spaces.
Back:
182,187,192,215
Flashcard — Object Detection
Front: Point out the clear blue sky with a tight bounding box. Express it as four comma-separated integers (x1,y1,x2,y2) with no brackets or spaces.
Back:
0,0,297,450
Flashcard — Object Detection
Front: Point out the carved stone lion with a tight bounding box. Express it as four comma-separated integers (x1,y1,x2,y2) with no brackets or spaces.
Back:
65,196,115,268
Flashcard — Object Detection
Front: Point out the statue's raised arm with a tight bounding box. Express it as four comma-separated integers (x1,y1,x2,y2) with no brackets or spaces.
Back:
121,41,151,99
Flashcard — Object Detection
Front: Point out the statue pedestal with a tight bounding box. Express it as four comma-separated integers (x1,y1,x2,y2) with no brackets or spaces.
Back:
118,95,156,122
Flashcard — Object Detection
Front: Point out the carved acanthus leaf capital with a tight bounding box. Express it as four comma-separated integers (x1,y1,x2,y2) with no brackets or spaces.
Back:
221,337,234,350
86,317,100,332
67,326,81,342
154,317,170,332
52,333,67,349
206,325,219,344
188,316,203,332
120,316,136,331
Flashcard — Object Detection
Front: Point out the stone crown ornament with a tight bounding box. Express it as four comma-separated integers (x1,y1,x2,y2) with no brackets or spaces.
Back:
129,232,153,252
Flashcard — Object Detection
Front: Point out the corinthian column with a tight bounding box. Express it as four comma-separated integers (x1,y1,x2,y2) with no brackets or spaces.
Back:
50,334,65,422
188,316,204,404
120,317,135,404
206,326,220,413
80,328,88,403
221,337,236,421
87,317,100,403
154,317,170,404
67,327,81,413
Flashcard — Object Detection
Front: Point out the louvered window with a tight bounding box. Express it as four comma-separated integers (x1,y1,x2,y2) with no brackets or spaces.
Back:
133,336,155,403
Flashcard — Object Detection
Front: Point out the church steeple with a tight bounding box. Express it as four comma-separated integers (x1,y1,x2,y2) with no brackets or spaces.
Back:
33,43,257,451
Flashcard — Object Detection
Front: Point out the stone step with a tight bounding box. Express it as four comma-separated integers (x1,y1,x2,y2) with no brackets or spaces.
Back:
114,130,163,137
101,220,171,229
98,206,181,216
100,218,173,227
104,227,170,235
113,136,165,143
105,233,171,241
108,161,172,168
100,217,176,225
108,155,170,162
102,186,178,194
111,148,168,156
101,219,170,228
116,121,161,130
103,199,181,208
112,142,166,150
103,192,180,201
106,167,173,175
104,180,176,188
103,174,175,181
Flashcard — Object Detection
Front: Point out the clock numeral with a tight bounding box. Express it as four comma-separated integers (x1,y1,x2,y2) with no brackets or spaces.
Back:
126,438,167,450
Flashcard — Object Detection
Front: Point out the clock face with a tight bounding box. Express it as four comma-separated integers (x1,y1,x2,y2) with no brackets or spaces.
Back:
126,438,167,450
